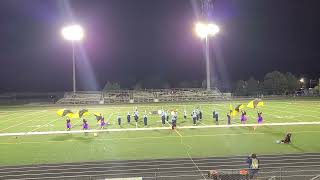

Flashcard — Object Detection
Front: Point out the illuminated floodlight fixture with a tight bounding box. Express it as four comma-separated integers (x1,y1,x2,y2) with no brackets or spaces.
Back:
195,22,219,38
61,24,84,41
207,23,220,36
299,78,304,83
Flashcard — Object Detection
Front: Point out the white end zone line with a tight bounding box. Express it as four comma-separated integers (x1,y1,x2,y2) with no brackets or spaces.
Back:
0,121,320,137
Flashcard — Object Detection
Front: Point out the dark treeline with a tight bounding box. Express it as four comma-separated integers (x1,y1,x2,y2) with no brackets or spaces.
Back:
233,71,300,96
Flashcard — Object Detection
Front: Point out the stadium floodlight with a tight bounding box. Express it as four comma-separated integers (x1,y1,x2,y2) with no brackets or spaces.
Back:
195,22,219,38
207,23,220,36
300,78,304,83
61,25,84,41
195,22,220,91
61,24,84,94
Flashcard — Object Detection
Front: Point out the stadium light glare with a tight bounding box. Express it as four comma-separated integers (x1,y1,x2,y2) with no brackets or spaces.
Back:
195,22,208,39
195,22,219,38
207,23,220,36
61,25,84,41
300,78,304,83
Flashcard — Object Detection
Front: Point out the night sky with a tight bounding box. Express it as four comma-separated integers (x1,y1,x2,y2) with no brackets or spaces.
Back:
0,0,319,92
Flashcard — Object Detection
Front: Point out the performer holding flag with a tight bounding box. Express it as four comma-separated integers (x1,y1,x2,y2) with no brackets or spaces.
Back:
240,110,247,124
254,111,263,130
66,117,71,130
227,113,231,125
82,119,89,130
257,111,263,124
100,116,106,129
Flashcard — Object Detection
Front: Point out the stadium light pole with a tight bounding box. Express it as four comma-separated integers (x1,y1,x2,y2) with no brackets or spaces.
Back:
61,24,84,95
195,22,219,91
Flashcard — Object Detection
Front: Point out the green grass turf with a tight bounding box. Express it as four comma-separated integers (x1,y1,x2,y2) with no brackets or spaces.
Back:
0,99,320,166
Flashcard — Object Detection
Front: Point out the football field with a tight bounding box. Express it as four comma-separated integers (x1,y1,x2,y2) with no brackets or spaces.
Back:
0,99,320,166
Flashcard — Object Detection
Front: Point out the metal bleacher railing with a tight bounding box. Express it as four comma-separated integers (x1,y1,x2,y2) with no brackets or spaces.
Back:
56,88,225,104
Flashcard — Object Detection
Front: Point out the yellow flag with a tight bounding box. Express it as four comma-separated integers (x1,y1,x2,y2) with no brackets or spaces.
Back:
229,104,233,111
231,110,238,117
257,101,264,107
247,100,254,108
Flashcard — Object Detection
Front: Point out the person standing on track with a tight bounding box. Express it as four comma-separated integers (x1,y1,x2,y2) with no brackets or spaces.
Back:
199,110,202,120
246,153,260,179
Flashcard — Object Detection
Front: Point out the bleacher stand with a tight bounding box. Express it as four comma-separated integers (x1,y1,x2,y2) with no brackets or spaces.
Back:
57,91,103,104
56,88,225,104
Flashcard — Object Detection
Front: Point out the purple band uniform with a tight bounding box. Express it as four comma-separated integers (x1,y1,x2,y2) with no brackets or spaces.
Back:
83,123,89,130
240,115,247,121
100,119,105,127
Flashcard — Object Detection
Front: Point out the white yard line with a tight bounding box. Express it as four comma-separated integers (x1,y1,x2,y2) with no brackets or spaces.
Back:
0,113,49,132
0,110,46,125
29,118,60,132
0,121,319,137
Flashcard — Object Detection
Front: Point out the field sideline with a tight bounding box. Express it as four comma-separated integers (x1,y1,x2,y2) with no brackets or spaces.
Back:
0,99,320,166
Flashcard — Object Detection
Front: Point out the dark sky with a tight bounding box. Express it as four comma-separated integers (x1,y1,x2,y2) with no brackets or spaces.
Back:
0,0,319,92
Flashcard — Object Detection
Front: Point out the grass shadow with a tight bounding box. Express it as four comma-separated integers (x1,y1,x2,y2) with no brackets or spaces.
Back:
50,134,94,143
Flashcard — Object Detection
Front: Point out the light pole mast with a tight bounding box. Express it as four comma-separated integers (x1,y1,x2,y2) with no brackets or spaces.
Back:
61,24,84,95
202,0,214,91
205,36,210,91
72,42,76,94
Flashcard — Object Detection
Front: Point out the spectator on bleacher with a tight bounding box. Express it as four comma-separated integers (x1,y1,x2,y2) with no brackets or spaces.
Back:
117,113,121,126
143,113,148,126
246,153,259,179
127,112,131,124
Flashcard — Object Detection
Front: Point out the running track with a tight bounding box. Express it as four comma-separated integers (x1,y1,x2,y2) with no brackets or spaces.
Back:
0,153,320,180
